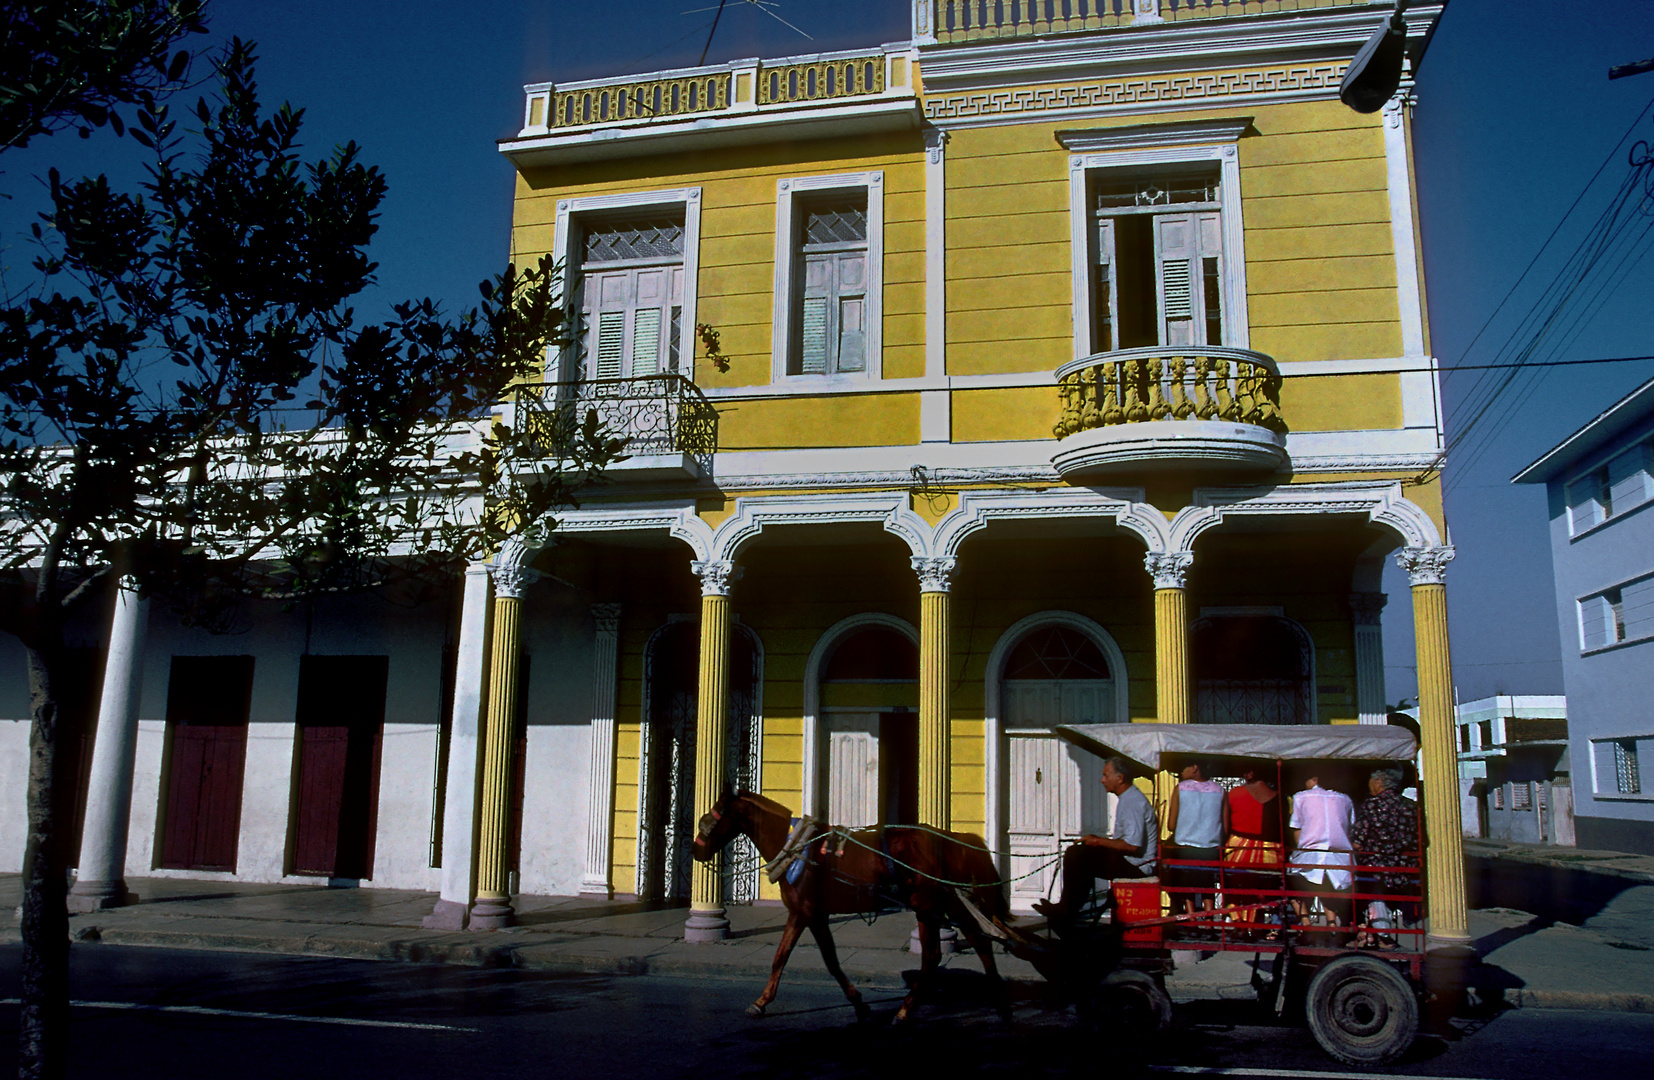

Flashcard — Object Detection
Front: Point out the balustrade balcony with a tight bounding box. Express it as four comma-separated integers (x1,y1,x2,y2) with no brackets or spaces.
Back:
1052,346,1287,476
917,0,1374,44
512,373,718,482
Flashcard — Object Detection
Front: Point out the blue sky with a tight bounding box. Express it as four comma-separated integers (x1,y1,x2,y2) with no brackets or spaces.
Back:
3,0,1652,708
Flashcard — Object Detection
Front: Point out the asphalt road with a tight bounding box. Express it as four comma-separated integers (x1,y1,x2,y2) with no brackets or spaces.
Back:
1,945,1650,1079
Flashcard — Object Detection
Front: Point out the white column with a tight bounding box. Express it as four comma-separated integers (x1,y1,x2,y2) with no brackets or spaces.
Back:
1351,591,1389,725
423,563,493,930
581,603,623,898
67,582,148,912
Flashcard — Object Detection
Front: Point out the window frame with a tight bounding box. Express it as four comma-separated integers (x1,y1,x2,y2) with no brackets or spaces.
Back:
553,187,703,383
1588,734,1654,801
1565,439,1654,538
1577,570,1654,653
771,171,885,384
1061,126,1250,364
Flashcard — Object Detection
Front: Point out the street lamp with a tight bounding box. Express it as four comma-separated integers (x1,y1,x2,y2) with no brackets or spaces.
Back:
1339,1,1410,114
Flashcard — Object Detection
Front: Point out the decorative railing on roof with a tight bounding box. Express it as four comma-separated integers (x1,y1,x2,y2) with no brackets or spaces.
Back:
916,0,1379,43
518,47,913,138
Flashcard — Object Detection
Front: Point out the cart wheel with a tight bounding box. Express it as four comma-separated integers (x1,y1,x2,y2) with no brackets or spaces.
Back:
1305,955,1418,1066
1089,970,1173,1035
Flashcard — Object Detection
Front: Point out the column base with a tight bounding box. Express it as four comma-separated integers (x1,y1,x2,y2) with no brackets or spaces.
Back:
1423,942,1477,1032
468,894,516,930
578,878,614,900
684,910,730,942
909,926,960,955
66,881,135,914
421,898,471,930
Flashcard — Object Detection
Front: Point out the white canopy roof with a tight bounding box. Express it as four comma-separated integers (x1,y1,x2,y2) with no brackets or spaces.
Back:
1056,723,1418,772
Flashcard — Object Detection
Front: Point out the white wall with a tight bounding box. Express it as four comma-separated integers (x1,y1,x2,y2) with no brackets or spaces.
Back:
516,583,595,898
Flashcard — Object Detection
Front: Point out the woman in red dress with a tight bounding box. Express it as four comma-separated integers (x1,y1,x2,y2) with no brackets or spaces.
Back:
1223,768,1285,934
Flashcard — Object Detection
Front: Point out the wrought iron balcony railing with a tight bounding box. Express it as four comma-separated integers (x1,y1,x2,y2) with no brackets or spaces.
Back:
512,373,718,477
1055,346,1286,438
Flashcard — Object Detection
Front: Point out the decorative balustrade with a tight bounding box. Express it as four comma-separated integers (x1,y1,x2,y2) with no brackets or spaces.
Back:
512,374,718,474
921,0,1371,43
1055,346,1286,439
520,48,911,138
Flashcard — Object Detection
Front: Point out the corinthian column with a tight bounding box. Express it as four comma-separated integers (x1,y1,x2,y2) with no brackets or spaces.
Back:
581,604,623,898
913,556,956,829
1397,544,1468,947
685,559,736,942
67,582,149,912
1145,553,1194,725
470,557,528,930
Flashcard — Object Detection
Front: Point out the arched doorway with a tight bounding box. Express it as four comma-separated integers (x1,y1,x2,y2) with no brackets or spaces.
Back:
1191,615,1315,724
638,620,762,903
819,623,919,829
1000,623,1117,908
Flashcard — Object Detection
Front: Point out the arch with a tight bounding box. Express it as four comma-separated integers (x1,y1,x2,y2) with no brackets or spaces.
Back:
983,611,1130,875
555,501,715,562
1190,612,1317,725
707,491,934,564
1168,481,1445,555
931,487,1171,560
801,612,920,817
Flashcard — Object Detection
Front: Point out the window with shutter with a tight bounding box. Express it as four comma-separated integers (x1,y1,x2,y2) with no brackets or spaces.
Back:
1579,590,1621,651
1088,168,1225,353
1608,443,1654,515
576,217,686,381
790,197,868,376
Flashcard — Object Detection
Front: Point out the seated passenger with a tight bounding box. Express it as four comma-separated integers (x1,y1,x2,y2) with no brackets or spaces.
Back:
1350,767,1419,948
1287,774,1355,927
1032,755,1158,928
1167,761,1224,920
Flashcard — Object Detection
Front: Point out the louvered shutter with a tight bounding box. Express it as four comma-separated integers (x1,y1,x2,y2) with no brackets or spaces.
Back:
1156,211,1223,348
800,254,832,374
1622,576,1654,641
1580,593,1615,650
1608,444,1653,514
1092,217,1117,353
835,253,866,372
1567,475,1605,533
630,269,665,376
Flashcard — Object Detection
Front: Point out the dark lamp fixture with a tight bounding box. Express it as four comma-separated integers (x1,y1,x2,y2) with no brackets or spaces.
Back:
1339,2,1409,114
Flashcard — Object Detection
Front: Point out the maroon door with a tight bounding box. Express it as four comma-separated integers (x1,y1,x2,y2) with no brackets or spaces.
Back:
59,647,105,866
291,656,388,880
160,656,254,871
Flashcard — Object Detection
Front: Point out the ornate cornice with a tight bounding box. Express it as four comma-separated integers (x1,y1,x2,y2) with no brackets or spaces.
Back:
1348,592,1388,627
1145,552,1193,590
912,555,958,593
714,465,1061,492
692,559,740,596
1396,545,1454,586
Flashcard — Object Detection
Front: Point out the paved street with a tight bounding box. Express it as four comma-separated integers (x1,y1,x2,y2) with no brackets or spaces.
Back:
1,945,1651,1080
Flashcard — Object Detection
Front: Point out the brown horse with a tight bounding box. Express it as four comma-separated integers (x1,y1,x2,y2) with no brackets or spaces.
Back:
690,789,1013,1024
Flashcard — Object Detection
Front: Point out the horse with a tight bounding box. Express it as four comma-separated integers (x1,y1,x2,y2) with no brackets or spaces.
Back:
690,789,1013,1025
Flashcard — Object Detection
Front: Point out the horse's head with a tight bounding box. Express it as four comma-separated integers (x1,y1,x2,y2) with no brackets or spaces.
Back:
690,787,741,862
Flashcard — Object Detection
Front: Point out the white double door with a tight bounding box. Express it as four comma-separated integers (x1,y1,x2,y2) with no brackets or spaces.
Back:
1004,680,1115,909
825,712,882,828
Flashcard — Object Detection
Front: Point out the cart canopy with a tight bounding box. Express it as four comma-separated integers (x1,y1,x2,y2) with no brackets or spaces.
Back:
1055,722,1418,773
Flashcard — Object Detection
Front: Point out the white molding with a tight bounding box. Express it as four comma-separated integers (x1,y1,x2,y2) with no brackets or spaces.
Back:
553,187,703,383
555,500,714,562
924,128,948,383
771,171,886,384
1056,116,1253,153
801,613,920,818
709,490,934,562
1382,93,1428,362
932,485,1167,558
1170,480,1444,553
581,603,623,896
982,610,1130,878
1067,138,1249,363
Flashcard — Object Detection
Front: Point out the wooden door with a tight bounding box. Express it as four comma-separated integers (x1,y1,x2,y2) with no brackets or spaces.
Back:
826,712,879,828
160,657,254,871
291,656,388,879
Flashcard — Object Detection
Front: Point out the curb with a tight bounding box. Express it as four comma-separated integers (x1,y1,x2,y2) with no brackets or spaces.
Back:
16,924,1652,1014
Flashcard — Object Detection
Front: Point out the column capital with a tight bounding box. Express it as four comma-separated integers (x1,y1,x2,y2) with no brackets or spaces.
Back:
591,603,622,634
911,555,958,593
1144,551,1193,590
923,125,950,161
1348,591,1388,626
1396,544,1455,586
691,559,740,596
489,558,532,599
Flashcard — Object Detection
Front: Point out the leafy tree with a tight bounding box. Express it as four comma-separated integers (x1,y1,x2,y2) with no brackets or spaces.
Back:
0,0,207,151
0,41,617,1079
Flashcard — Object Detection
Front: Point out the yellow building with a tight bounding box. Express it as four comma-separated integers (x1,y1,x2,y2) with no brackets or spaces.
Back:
446,0,1466,946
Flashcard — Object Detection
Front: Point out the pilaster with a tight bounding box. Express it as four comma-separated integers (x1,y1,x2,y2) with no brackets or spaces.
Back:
1350,592,1389,725
425,563,492,930
581,604,623,898
67,581,149,912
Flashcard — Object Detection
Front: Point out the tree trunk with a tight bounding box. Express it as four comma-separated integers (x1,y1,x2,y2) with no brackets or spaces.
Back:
20,638,69,1080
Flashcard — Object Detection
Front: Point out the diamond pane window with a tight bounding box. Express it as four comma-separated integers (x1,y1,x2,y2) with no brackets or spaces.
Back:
802,202,867,246
1004,627,1110,680
582,218,684,263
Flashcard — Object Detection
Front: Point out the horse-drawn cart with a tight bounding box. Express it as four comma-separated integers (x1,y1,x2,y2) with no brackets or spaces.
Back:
1000,721,1428,1066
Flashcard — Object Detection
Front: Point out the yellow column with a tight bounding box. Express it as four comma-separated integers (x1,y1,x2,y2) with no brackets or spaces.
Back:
914,557,956,829
686,559,735,942
1399,545,1469,946
1146,552,1193,834
469,560,526,929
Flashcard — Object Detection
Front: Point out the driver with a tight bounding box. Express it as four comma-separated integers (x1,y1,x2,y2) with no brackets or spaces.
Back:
1032,755,1158,928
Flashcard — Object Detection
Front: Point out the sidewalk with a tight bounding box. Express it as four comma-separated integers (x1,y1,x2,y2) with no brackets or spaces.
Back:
0,840,1647,1014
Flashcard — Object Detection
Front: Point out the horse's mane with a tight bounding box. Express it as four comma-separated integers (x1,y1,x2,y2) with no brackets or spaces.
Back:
735,790,793,819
